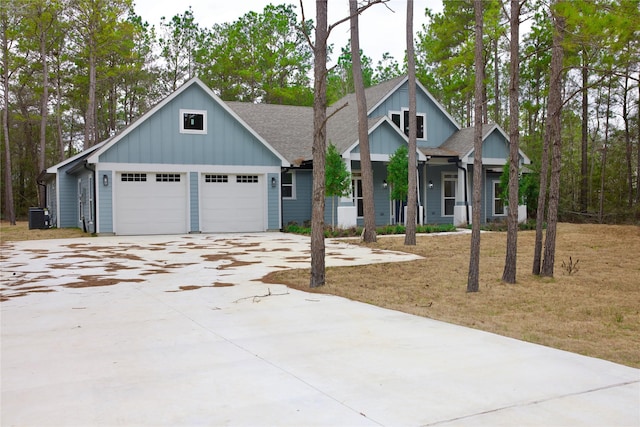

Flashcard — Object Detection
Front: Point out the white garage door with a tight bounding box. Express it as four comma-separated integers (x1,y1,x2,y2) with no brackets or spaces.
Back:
200,174,264,232
115,172,188,235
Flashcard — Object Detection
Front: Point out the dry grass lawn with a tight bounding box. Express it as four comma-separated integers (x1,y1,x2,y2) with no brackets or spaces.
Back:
1,221,88,243
265,223,640,368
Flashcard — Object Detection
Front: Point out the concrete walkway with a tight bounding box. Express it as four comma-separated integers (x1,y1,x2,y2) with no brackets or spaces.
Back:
1,233,638,426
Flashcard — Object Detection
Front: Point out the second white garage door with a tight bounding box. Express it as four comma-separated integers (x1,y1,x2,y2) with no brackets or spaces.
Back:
200,174,265,232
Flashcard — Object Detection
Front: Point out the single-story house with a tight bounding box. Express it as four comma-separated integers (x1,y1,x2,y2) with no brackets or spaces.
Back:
42,76,530,235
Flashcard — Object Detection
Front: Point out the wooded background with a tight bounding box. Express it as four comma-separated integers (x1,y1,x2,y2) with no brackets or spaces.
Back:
1,0,638,223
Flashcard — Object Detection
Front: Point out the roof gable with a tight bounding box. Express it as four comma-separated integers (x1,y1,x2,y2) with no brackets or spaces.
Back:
427,123,531,165
87,77,288,166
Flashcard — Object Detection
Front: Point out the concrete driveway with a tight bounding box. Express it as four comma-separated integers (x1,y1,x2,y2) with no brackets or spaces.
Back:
1,232,638,426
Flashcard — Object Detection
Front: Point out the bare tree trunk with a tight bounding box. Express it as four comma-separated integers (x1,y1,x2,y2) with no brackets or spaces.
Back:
580,56,588,212
404,0,417,246
637,81,640,204
598,79,612,224
494,38,500,124
622,68,633,208
350,0,376,243
502,0,521,284
54,52,64,162
85,41,97,149
540,4,565,278
38,13,49,207
309,0,329,288
1,12,16,225
467,0,483,293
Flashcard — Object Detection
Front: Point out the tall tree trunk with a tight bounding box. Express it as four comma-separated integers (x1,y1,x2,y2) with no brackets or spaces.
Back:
1,12,16,225
502,0,520,284
38,15,49,207
494,38,500,124
540,3,566,278
598,79,612,223
467,0,483,293
54,52,64,162
404,0,417,246
350,0,376,243
580,55,588,212
85,46,97,149
622,68,633,208
637,81,640,204
309,0,328,288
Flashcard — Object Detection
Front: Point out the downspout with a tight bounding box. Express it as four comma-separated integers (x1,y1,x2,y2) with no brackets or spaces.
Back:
83,160,96,233
449,157,469,225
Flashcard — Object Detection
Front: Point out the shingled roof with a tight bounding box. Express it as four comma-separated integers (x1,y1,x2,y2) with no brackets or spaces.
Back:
227,76,408,165
421,123,499,158
227,102,313,165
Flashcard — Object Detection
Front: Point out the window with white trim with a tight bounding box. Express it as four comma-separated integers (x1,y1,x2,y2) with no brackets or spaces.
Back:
493,180,505,216
180,109,207,134
390,109,426,139
282,171,295,199
237,175,258,183
442,173,457,217
352,173,363,217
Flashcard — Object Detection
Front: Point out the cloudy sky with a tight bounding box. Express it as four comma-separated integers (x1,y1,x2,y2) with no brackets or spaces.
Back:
133,0,444,67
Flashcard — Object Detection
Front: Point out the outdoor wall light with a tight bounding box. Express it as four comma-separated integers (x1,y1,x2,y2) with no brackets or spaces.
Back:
271,176,277,188
103,174,109,187
382,180,388,189
428,180,434,189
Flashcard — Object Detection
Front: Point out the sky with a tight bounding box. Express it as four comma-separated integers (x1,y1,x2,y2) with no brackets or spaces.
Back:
133,0,444,67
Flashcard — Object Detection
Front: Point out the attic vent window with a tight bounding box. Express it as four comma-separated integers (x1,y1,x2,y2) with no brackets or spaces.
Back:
180,109,207,134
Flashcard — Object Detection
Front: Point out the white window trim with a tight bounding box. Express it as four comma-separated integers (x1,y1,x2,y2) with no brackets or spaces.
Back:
352,172,363,218
282,171,296,200
388,109,427,140
180,109,207,134
442,172,458,217
493,180,506,216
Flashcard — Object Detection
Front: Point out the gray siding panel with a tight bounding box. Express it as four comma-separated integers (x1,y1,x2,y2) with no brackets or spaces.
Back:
483,130,508,159
282,170,312,226
351,122,406,156
98,170,113,233
98,85,281,167
189,172,199,232
424,164,457,225
57,163,78,228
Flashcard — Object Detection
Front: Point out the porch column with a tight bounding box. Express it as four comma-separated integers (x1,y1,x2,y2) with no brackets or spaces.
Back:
454,163,470,226
337,156,357,228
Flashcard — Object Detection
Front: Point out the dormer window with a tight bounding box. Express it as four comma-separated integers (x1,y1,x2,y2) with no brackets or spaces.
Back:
180,109,207,134
390,109,426,140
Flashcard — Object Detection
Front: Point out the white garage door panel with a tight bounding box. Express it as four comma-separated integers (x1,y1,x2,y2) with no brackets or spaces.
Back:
116,173,188,235
201,175,264,232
